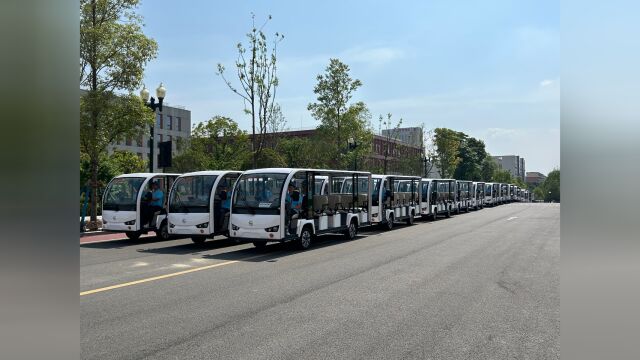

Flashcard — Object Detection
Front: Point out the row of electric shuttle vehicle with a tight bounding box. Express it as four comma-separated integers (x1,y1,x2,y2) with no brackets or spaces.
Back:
101,169,531,249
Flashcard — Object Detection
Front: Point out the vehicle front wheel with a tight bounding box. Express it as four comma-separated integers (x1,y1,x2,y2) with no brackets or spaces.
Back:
156,221,170,241
344,219,358,240
406,211,414,225
297,227,313,250
446,207,451,218
125,231,140,240
385,214,394,230
191,236,206,244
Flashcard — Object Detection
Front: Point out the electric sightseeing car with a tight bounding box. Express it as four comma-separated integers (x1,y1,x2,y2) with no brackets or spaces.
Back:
167,170,242,244
102,173,180,240
419,178,456,220
370,175,421,230
229,168,372,250
484,182,496,206
472,181,485,210
455,180,473,213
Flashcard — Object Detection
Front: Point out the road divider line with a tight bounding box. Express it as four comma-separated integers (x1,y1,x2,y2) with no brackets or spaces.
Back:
81,260,239,296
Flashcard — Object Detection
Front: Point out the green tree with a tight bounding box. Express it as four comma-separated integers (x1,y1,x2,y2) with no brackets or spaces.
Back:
433,128,462,178
481,155,498,181
109,150,147,174
80,0,158,228
277,137,322,168
217,13,284,168
492,169,514,183
308,59,373,169
541,169,560,202
455,136,487,180
172,116,250,172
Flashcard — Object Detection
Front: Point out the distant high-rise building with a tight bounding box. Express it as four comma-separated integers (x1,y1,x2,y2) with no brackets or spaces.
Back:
526,172,546,186
492,155,526,180
381,127,423,148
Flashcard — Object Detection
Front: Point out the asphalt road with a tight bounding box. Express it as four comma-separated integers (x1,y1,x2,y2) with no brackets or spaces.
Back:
81,203,560,360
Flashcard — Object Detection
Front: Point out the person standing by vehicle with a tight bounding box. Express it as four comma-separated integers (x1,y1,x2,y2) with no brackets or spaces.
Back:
143,181,164,226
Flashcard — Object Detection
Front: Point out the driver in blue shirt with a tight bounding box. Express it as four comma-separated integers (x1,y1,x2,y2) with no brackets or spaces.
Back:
142,181,164,226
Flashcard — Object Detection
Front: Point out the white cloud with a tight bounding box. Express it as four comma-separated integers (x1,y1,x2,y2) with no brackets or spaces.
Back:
540,79,555,87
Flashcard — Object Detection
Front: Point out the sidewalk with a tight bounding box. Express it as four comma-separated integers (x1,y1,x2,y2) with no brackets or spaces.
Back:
80,231,155,244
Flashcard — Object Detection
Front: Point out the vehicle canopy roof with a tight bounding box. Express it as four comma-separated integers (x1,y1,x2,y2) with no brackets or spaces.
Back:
240,167,371,177
114,172,181,179
175,170,242,177
421,178,456,182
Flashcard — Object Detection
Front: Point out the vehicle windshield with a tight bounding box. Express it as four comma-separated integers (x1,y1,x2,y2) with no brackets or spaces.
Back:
232,173,287,215
169,175,218,213
103,177,145,211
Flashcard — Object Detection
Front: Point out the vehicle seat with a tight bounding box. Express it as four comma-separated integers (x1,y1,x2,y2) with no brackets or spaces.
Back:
357,194,368,209
313,195,328,214
327,194,340,212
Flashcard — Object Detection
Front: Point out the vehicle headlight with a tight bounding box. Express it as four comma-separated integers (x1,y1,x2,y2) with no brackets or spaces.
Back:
372,213,378,218
169,223,175,228
231,224,239,231
196,222,209,229
124,220,135,225
265,225,279,232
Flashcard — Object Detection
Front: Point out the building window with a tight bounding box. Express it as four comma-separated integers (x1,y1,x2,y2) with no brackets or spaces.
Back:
167,115,172,130
177,117,182,131
156,114,163,129
158,134,163,143
136,134,143,147
125,137,132,146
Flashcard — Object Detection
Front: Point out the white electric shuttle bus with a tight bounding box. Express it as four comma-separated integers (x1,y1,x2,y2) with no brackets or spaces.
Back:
419,178,456,220
472,182,485,210
370,175,421,230
484,182,495,206
167,170,242,244
229,168,372,250
455,180,473,213
102,173,180,240
500,183,509,204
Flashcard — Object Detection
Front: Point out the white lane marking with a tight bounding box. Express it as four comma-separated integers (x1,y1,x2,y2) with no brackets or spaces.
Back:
131,262,149,267
507,216,518,221
171,263,192,268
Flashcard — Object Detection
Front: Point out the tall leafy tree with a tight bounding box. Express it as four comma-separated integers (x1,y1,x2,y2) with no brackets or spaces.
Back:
172,116,250,172
542,169,560,202
80,0,158,228
217,13,284,168
455,136,487,180
433,128,462,178
308,59,373,169
481,155,498,181
492,169,514,183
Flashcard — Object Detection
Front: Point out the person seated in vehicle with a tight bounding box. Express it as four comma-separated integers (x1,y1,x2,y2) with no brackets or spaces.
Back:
285,184,302,235
142,181,164,227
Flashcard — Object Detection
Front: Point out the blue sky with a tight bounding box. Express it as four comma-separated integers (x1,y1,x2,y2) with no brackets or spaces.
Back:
139,0,559,174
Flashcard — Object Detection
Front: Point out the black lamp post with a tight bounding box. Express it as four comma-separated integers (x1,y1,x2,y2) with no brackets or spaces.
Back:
140,83,166,173
348,137,358,171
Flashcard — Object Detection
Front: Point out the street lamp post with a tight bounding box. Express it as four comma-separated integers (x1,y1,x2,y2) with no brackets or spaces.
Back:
348,137,358,171
140,83,166,173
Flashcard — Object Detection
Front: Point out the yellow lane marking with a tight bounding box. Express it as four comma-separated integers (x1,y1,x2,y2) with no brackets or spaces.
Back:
81,260,239,296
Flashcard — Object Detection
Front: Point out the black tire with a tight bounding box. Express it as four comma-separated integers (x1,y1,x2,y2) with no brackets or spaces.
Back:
125,231,140,240
297,226,313,250
156,221,170,241
344,219,358,240
253,241,267,249
446,206,451,218
465,204,470,213
385,214,394,231
432,208,438,221
191,236,206,244
406,210,415,225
